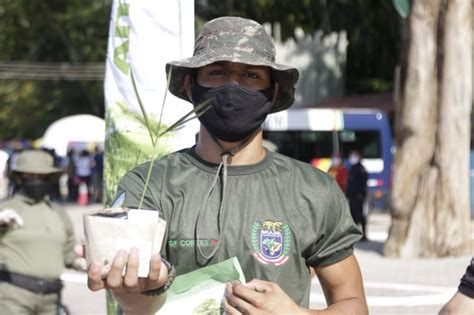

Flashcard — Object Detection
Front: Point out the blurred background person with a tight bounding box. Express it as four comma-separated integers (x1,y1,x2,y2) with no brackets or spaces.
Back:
74,149,93,203
346,149,368,241
6,146,22,197
41,148,62,203
0,148,9,200
0,150,85,314
91,146,103,203
65,149,78,203
327,152,348,193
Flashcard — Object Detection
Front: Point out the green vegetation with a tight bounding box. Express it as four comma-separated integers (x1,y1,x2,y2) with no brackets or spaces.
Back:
196,0,402,95
0,0,111,140
0,0,402,140
103,101,171,205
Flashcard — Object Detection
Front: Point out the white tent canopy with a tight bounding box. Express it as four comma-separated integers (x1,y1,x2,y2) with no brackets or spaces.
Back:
41,114,105,156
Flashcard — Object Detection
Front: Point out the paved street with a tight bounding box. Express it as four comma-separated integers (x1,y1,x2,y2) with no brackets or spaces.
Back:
61,203,473,315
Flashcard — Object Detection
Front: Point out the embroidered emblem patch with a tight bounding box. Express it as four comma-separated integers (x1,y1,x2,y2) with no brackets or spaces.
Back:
251,220,291,266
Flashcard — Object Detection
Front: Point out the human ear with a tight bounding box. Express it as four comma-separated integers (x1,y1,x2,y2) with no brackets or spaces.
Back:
272,82,280,104
184,75,192,102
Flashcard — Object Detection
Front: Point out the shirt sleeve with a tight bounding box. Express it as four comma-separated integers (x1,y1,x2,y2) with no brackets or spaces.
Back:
305,179,363,267
459,257,474,298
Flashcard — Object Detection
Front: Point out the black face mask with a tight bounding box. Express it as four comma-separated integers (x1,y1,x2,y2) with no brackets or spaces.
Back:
191,83,274,142
21,180,51,201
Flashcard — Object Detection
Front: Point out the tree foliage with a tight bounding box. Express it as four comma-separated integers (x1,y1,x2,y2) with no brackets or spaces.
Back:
196,0,402,94
0,0,402,140
0,0,111,140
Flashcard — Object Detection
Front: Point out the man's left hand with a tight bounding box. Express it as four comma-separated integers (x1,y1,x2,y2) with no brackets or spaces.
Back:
224,279,307,315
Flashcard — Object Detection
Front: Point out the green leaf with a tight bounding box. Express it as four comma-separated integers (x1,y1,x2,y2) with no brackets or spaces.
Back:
131,65,213,210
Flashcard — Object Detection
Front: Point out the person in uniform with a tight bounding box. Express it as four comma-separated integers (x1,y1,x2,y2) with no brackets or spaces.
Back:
0,150,83,314
84,16,368,314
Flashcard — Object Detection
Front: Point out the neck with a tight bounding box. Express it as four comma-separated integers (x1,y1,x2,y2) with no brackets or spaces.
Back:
195,126,266,165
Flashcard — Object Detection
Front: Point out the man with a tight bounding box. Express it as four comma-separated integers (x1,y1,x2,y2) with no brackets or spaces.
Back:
85,16,368,314
346,149,369,241
0,150,83,314
439,258,474,314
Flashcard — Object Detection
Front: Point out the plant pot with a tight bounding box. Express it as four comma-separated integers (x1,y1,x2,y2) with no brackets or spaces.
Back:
83,207,166,277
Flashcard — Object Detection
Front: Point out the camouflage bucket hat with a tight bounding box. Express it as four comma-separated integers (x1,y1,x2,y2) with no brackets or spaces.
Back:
12,150,61,174
166,16,300,113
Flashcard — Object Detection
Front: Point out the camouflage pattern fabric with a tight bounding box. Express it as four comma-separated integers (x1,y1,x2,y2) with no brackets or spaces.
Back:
166,16,300,113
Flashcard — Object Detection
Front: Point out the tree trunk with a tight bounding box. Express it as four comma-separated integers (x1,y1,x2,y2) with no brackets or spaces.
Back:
384,0,472,257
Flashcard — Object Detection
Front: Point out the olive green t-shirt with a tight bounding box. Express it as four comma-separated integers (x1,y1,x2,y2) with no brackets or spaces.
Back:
0,194,76,280
115,147,362,307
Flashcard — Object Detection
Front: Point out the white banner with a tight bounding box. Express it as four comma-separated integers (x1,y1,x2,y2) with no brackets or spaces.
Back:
104,0,196,205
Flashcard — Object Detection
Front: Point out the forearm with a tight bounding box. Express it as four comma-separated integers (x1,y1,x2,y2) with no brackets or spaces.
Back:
311,255,368,315
112,291,167,315
439,292,473,315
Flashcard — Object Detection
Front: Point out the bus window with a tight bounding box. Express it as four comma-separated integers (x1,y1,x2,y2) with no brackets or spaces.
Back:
338,130,382,159
263,131,333,163
263,108,393,211
300,131,333,160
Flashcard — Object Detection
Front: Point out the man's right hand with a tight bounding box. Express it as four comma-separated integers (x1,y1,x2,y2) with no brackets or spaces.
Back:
74,245,168,314
88,248,167,294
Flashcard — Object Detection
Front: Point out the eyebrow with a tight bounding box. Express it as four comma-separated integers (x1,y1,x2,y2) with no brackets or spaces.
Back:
209,61,267,71
208,61,227,67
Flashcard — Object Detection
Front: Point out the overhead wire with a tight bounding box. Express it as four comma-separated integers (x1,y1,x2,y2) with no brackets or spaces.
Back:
0,61,105,80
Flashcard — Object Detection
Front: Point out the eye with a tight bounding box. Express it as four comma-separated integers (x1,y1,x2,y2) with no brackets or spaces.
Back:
208,70,225,76
243,72,259,79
